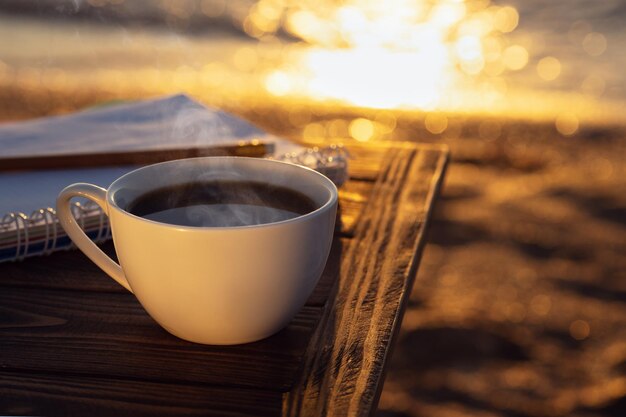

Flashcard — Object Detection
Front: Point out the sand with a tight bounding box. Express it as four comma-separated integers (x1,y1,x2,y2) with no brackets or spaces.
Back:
2,87,625,416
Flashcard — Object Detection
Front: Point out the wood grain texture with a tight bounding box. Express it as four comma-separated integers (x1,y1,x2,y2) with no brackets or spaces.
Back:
0,371,282,417
0,278,321,392
284,143,449,416
336,181,373,237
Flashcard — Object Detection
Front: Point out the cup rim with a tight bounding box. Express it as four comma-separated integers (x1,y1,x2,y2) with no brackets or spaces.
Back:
106,156,338,231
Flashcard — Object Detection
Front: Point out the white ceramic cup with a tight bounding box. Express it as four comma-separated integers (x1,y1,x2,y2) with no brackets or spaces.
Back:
56,157,338,345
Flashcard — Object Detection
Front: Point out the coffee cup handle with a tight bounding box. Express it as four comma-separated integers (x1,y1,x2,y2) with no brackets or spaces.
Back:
56,183,132,293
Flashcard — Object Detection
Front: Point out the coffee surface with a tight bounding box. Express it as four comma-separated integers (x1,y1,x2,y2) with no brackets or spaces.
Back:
127,181,318,227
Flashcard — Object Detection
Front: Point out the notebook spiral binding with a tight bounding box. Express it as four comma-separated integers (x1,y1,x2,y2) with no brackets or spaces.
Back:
0,145,348,263
274,144,350,187
0,201,111,263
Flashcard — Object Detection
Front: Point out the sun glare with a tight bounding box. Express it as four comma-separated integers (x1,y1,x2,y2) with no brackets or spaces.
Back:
2,1,620,124
255,0,525,111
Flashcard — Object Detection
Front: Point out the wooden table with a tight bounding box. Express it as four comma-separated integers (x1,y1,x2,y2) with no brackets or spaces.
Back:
0,142,448,416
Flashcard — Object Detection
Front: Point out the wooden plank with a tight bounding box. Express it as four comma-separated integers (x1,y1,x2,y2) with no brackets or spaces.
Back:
0,285,321,392
336,180,373,237
306,140,442,182
0,371,282,417
294,137,391,181
0,243,125,293
284,143,449,416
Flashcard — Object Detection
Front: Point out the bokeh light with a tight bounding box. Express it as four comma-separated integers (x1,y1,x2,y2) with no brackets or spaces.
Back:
536,56,561,81
493,6,519,33
555,112,580,136
349,118,375,141
503,45,528,70
258,0,534,112
582,32,607,56
1,0,622,123
425,113,448,134
570,320,591,340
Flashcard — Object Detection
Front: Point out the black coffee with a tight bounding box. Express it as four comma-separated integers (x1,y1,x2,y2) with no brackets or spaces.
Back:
128,181,318,227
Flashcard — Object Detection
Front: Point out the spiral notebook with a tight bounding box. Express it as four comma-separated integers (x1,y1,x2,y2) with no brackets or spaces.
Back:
0,95,348,263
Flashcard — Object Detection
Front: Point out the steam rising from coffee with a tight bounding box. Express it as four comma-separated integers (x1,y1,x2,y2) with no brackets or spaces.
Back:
162,95,265,149
100,91,326,229
128,180,317,228
135,97,318,228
